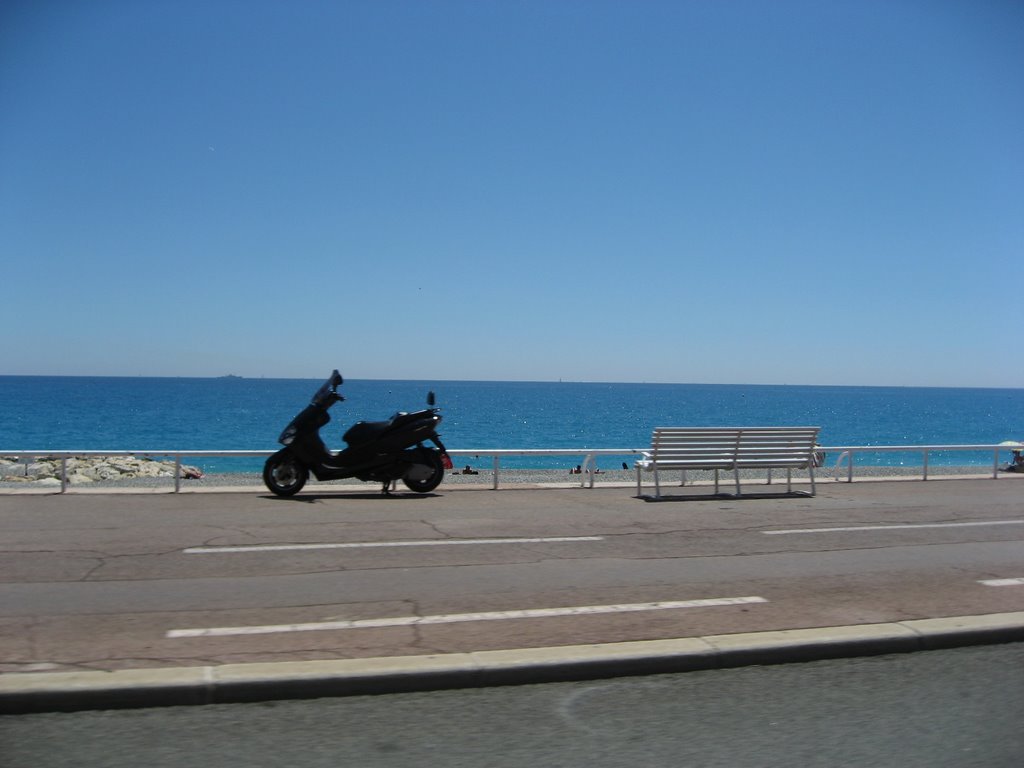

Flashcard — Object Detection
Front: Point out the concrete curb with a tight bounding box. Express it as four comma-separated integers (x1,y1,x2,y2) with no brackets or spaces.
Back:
4,612,1024,714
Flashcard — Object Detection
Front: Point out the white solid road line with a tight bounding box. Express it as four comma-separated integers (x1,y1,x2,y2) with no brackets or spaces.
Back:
184,536,604,554
166,596,768,638
980,578,1024,587
763,520,1024,535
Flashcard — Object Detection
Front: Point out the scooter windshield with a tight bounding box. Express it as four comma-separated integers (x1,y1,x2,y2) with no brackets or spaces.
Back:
309,370,342,407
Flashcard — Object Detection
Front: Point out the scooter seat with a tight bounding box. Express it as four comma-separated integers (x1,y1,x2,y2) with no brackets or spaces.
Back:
343,419,392,446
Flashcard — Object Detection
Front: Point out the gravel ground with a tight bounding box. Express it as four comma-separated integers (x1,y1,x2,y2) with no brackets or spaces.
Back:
0,464,1012,492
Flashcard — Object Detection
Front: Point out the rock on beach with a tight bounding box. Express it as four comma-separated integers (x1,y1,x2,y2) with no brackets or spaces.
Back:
0,455,204,485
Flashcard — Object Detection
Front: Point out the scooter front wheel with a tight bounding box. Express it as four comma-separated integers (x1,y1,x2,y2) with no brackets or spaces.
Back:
402,450,445,493
263,451,309,497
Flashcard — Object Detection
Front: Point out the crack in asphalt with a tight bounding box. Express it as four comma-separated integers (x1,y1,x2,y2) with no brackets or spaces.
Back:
196,525,264,548
421,520,455,539
76,549,192,581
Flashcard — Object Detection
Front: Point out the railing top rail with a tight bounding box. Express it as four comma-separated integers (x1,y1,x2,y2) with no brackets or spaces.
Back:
817,445,1021,452
0,450,274,457
447,448,648,455
2,444,1022,458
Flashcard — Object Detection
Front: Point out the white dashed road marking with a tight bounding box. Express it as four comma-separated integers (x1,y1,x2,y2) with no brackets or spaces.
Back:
166,596,768,638
979,578,1024,587
184,536,604,554
763,520,1024,535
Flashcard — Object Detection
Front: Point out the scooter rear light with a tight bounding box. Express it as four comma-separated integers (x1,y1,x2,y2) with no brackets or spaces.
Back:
441,453,453,470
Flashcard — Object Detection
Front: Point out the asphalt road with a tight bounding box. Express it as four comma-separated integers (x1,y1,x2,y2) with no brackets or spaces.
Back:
3,642,1023,768
2,478,1024,673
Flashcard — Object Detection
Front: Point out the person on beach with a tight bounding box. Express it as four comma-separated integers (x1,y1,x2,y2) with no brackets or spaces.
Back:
1010,450,1024,472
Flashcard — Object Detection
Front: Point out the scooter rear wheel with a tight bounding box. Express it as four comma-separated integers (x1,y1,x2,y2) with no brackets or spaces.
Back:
263,452,309,497
402,450,445,493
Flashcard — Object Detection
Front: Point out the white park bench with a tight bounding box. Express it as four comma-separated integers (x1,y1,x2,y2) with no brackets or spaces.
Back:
635,426,821,498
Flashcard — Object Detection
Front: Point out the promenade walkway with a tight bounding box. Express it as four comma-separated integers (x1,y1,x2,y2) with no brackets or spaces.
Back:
2,475,1023,712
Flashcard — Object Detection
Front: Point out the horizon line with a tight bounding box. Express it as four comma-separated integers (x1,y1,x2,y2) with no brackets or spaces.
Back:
0,373,1020,392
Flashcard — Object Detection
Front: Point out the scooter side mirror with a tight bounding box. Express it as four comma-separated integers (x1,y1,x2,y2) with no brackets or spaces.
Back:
427,391,436,407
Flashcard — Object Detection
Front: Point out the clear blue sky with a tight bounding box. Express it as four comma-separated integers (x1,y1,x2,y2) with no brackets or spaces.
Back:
2,0,1021,386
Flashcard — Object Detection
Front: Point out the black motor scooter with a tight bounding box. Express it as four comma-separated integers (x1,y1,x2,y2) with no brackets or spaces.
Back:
263,370,452,497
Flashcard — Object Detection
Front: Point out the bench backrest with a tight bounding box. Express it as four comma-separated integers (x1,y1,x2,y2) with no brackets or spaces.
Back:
650,427,820,465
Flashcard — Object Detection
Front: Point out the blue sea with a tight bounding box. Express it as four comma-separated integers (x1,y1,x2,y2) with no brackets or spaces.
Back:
2,376,1022,473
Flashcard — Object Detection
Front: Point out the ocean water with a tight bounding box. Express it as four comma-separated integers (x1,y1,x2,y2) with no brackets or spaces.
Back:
2,376,1022,473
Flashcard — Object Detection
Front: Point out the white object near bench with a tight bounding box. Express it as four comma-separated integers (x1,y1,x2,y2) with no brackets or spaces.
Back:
635,427,821,498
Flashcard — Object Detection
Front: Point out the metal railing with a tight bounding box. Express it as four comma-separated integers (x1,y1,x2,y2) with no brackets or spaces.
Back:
0,449,648,493
446,449,649,489
1,444,1021,493
825,445,1018,482
0,450,269,493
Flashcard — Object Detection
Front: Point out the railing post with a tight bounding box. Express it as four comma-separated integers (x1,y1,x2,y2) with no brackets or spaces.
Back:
60,456,68,494
922,449,929,481
581,452,597,488
492,455,499,490
174,455,181,493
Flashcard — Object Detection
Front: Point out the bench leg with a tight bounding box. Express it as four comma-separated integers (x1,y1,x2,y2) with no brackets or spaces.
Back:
654,466,661,499
733,468,741,496
713,469,719,494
